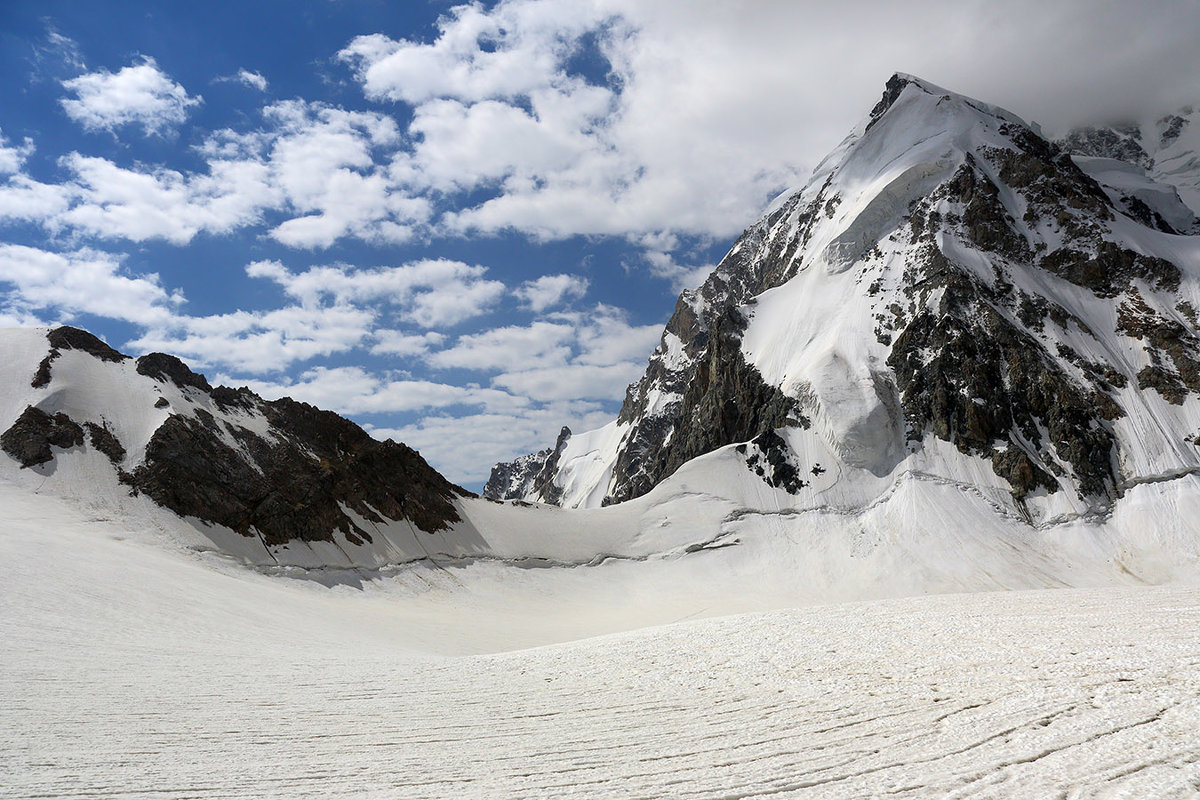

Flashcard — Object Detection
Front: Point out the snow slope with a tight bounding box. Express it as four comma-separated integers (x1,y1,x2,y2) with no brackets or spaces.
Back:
3,479,1200,799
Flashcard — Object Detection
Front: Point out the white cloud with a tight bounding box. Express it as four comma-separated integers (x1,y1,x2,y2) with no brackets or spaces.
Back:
515,273,589,312
56,153,277,243
60,57,202,136
131,303,375,374
235,69,268,92
0,245,181,326
492,361,645,401
570,305,661,367
258,100,427,247
247,257,506,329
371,329,446,357
0,131,34,175
375,399,616,483
639,248,716,293
430,321,575,370
0,175,72,224
10,100,429,249
336,1,612,105
337,1,800,244
232,365,528,417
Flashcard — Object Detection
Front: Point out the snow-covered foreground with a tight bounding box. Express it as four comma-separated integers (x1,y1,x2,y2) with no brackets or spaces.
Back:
4,482,1200,799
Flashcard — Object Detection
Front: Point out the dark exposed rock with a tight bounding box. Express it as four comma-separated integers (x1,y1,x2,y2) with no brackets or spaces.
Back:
1178,300,1200,330
1057,125,1152,169
12,325,469,545
597,196,821,504
982,141,1113,248
744,428,807,494
1137,366,1188,405
484,448,551,501
47,326,127,362
31,354,55,388
1116,293,1200,402
866,73,917,132
941,158,1030,260
608,308,804,504
1118,193,1180,234
482,426,572,502
30,326,128,388
1040,242,1180,298
210,385,257,412
132,397,469,546
990,448,1057,501
888,277,1119,500
84,422,126,465
1,406,85,468
136,353,212,392
1158,114,1188,149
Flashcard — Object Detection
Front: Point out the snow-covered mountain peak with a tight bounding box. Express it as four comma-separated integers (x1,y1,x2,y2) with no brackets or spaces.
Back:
489,74,1200,527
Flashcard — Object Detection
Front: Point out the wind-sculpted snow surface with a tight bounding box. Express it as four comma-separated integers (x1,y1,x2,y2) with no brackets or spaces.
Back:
3,482,1200,799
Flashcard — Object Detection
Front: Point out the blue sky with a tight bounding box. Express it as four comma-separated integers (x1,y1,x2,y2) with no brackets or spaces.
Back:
2,0,1198,487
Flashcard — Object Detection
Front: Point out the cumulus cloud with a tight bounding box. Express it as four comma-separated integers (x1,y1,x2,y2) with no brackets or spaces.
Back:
131,257,511,374
430,321,576,370
246,258,506,328
336,1,614,105
60,57,202,136
0,131,34,175
371,330,447,357
0,245,181,326
515,273,589,312
230,366,524,415
131,304,376,374
0,133,70,224
55,152,276,243
233,69,269,91
9,99,431,248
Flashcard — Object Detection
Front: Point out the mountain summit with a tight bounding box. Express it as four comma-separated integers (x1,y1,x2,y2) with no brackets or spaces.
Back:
487,74,1200,528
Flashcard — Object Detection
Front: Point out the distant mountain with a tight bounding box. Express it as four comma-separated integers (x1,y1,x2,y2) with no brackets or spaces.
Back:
488,74,1200,535
1058,105,1200,230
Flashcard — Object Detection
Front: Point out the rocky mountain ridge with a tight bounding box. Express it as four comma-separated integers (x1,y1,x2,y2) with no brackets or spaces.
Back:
488,74,1200,523
2,326,469,549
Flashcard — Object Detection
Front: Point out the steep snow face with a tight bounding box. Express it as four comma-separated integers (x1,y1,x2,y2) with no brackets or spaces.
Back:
491,74,1200,537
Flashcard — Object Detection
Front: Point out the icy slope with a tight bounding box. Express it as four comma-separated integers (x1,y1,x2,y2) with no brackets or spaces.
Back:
4,479,1200,799
490,74,1200,542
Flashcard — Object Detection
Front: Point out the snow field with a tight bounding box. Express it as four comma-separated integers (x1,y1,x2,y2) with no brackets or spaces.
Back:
3,480,1200,799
